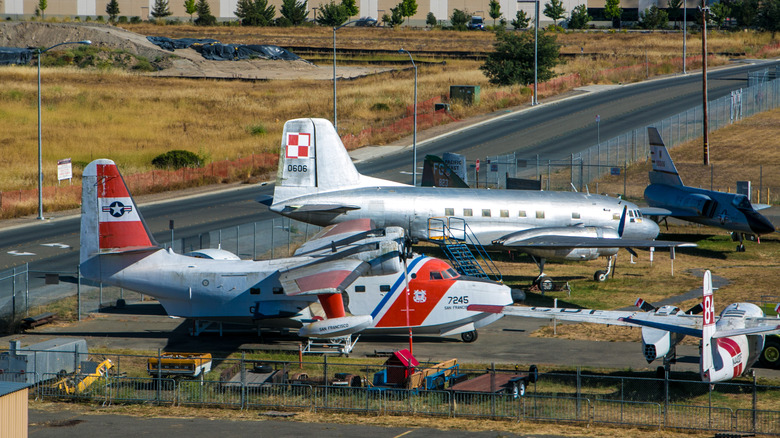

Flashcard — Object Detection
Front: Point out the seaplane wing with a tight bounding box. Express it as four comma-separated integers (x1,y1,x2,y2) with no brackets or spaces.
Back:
278,259,370,295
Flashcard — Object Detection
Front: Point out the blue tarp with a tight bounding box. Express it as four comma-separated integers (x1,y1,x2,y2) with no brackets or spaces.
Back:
0,47,34,65
146,36,301,61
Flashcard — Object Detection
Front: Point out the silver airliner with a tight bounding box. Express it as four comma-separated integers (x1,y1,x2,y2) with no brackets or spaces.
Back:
262,118,692,288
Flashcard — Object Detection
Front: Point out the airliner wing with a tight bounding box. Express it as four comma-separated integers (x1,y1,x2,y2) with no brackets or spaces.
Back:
496,235,695,249
467,304,701,331
294,218,379,256
753,204,771,211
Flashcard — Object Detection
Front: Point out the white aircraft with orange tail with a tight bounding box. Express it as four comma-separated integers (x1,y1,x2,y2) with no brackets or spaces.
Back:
469,271,780,382
79,159,512,351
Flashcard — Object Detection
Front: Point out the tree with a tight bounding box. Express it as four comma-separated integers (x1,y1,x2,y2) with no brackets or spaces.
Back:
399,0,417,26
710,2,731,29
37,0,47,19
386,3,404,26
426,11,437,26
342,0,358,18
151,0,172,18
450,8,468,29
316,1,348,26
106,0,120,22
184,0,197,22
639,5,668,29
235,0,275,25
195,0,216,25
543,0,566,25
666,0,682,28
730,0,758,27
567,4,590,28
511,10,530,29
757,0,780,38
488,0,501,26
281,0,308,24
603,0,622,28
480,30,560,85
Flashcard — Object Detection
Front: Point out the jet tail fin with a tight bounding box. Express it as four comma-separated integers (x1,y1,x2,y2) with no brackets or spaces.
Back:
421,154,470,188
648,127,684,186
80,159,158,265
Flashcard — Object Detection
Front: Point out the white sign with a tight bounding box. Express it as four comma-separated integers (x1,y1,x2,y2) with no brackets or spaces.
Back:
57,158,72,181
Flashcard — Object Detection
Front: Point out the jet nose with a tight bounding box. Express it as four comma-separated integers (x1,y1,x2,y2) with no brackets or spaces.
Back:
747,212,776,235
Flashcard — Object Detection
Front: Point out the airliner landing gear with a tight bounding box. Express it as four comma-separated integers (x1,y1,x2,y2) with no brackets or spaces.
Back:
593,255,616,282
531,257,555,293
461,330,478,343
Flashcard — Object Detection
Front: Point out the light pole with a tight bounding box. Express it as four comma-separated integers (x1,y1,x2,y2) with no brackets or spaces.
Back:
333,20,358,134
36,40,91,220
399,48,417,186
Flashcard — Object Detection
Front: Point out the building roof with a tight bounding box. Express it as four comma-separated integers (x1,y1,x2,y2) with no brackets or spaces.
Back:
0,381,30,397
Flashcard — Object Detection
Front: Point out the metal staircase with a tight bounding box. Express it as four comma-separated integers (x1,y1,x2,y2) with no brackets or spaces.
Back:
427,217,501,282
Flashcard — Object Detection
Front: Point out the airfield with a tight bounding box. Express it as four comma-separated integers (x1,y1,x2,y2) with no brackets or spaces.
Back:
2,23,780,437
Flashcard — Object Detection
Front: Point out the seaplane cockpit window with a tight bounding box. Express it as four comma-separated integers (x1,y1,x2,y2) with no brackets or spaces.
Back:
445,268,460,278
430,271,443,280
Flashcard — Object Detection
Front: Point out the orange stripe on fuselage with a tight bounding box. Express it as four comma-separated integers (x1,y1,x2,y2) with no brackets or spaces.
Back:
374,259,455,328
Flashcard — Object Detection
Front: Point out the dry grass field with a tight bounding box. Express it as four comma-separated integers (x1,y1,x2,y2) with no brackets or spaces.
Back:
2,24,779,217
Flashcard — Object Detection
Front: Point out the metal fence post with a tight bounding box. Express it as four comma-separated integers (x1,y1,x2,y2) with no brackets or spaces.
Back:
25,263,29,316
77,264,81,322
241,352,246,410
11,266,15,319
253,222,257,260
157,348,162,404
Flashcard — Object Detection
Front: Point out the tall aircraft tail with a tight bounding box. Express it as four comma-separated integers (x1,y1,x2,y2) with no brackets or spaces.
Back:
421,154,470,188
648,127,684,186
270,118,405,205
700,270,718,381
80,159,158,265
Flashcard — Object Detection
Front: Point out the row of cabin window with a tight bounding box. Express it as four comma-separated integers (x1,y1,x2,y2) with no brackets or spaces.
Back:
443,208,621,221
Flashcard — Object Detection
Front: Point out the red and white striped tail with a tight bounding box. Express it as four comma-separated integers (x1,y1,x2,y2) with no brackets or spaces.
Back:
81,159,156,264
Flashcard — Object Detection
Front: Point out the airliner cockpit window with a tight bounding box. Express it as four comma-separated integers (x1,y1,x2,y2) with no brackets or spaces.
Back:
732,195,752,210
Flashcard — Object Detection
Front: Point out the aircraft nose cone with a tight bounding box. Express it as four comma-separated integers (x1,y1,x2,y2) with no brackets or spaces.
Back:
747,212,776,235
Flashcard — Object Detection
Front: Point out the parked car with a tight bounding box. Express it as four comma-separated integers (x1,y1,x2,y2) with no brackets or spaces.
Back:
467,15,485,30
355,16,378,27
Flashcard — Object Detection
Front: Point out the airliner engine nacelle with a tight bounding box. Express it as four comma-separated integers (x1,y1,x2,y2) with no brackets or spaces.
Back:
298,315,373,338
645,186,718,217
497,226,620,261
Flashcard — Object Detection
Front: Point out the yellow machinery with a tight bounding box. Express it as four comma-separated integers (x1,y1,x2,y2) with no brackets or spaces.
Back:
147,352,212,378
55,359,114,394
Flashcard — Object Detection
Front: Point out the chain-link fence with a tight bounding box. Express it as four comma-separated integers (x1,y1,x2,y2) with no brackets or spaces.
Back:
7,350,779,435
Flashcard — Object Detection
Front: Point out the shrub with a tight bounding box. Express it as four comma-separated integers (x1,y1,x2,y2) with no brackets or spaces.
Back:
247,124,267,135
118,16,128,23
371,102,391,111
130,16,142,23
151,150,203,169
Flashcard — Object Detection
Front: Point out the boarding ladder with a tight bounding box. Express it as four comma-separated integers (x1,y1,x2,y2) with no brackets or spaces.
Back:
427,217,501,282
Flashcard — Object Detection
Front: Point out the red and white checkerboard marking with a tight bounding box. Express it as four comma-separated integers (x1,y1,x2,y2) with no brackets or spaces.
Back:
286,133,311,158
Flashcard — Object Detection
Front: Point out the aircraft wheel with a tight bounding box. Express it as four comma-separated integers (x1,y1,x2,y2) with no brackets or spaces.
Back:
461,330,478,343
594,270,608,282
759,337,780,368
539,277,555,292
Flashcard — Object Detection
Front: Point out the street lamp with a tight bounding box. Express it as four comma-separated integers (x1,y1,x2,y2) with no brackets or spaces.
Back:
399,48,417,186
36,40,91,220
333,20,359,133
517,0,539,105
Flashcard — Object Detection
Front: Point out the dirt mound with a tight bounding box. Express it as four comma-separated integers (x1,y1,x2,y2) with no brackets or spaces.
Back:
0,21,392,80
